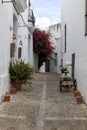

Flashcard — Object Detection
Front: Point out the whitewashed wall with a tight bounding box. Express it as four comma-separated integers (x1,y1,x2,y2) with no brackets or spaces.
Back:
18,0,34,66
61,0,87,103
0,0,29,102
0,1,13,101
49,24,61,73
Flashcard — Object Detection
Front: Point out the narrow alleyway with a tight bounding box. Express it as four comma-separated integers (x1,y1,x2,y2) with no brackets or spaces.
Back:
0,73,87,130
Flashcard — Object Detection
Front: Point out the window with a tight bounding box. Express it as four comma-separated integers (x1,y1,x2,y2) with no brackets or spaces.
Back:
64,24,67,52
85,0,87,36
10,43,15,58
18,47,22,58
54,53,57,65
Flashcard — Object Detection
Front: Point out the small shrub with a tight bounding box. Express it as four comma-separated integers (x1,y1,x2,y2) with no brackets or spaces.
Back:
63,76,72,81
9,60,33,87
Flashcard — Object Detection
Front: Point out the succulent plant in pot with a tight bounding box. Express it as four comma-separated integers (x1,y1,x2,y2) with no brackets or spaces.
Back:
62,76,73,86
9,60,33,90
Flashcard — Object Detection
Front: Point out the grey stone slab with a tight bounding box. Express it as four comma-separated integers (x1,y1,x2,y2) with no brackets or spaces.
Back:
0,117,36,130
0,102,39,121
11,92,41,102
44,120,87,130
45,101,87,118
0,72,87,130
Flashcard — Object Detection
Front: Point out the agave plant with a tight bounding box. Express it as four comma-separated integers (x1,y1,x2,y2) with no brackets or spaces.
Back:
9,60,33,87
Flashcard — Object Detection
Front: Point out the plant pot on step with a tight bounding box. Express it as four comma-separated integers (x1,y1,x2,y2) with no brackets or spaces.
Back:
14,82,22,91
4,92,10,102
74,90,81,97
11,87,17,94
76,96,83,104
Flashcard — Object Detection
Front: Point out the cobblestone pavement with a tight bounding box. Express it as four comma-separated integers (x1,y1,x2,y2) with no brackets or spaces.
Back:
0,73,87,130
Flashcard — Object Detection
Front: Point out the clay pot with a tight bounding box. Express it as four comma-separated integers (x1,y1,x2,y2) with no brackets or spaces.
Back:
4,92,10,102
20,80,26,84
76,96,83,104
14,82,22,91
74,90,81,97
11,87,17,94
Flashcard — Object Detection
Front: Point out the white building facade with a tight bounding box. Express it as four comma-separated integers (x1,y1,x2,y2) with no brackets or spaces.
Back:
61,0,87,103
39,23,61,73
49,23,61,73
0,0,34,102
18,0,34,66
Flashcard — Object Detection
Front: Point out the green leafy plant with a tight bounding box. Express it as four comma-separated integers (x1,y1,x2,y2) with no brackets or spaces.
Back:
59,66,67,73
62,76,72,81
9,60,33,87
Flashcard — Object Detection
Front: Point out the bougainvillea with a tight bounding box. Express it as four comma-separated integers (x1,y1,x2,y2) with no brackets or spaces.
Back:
33,29,53,54
33,29,54,69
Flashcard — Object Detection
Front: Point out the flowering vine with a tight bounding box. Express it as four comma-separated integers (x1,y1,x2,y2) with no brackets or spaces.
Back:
33,29,54,69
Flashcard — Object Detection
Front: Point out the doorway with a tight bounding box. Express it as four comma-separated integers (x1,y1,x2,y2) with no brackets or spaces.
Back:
45,59,49,72
72,53,75,79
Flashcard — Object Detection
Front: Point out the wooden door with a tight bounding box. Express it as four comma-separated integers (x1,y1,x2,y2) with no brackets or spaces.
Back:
45,59,49,72
72,53,75,79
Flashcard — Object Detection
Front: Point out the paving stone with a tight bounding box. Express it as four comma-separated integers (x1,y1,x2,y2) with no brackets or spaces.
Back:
11,92,41,102
0,117,36,130
0,102,39,121
0,73,87,130
44,120,87,130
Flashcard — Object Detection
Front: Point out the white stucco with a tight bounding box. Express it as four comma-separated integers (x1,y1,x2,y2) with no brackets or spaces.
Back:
0,0,34,102
18,0,34,67
49,24,61,73
61,0,87,103
0,2,13,101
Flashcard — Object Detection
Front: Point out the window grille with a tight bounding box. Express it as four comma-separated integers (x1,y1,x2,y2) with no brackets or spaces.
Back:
64,24,67,52
85,0,87,36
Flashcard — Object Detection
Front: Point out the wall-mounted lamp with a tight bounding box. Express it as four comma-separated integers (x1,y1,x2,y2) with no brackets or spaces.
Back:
19,40,22,46
13,34,16,40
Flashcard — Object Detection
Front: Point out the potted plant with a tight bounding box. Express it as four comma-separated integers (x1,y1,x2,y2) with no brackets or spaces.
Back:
9,60,33,90
62,76,73,86
59,66,67,73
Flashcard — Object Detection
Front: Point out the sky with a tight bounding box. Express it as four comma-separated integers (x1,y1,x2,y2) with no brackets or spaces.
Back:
33,0,61,30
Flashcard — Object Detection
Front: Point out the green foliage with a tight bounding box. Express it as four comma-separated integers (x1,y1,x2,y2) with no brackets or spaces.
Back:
59,66,67,73
9,60,33,86
62,76,72,81
33,29,54,69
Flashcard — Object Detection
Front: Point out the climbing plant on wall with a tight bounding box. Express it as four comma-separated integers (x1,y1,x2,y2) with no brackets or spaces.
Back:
33,29,54,69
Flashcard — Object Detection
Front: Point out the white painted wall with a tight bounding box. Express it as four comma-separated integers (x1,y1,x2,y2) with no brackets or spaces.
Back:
61,0,87,103
0,2,13,101
49,24,61,73
18,0,34,67
0,0,28,102
34,53,38,72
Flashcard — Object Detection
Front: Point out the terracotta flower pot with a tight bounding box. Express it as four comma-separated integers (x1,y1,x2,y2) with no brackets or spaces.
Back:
76,96,83,104
4,92,10,102
11,87,17,94
14,82,22,91
74,90,81,97
20,80,26,84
